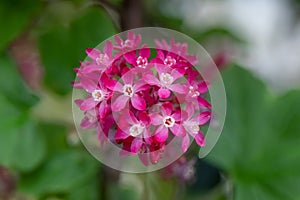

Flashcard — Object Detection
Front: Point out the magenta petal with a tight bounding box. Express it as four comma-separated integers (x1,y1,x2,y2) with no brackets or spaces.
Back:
150,150,161,164
114,35,123,46
80,97,97,111
131,138,143,154
115,128,129,140
169,84,186,94
198,97,211,108
154,126,168,143
131,94,146,110
74,99,83,107
171,69,184,81
99,101,107,118
150,113,163,125
104,40,113,56
198,111,211,125
139,151,149,166
162,102,173,116
195,131,206,146
107,81,123,93
122,71,134,85
185,103,195,120
198,81,210,93
182,135,190,153
140,46,151,58
112,95,129,111
172,110,181,121
144,74,160,86
124,51,137,66
86,48,100,60
80,78,97,93
134,80,148,92
170,123,186,137
158,88,171,99
80,117,93,129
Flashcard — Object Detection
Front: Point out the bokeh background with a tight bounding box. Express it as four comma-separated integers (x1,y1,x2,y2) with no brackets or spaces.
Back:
1,0,300,199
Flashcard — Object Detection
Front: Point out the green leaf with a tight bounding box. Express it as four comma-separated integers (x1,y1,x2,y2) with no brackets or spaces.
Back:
38,6,117,95
0,54,39,110
0,0,40,51
0,54,42,172
207,66,300,200
20,150,99,196
12,120,46,172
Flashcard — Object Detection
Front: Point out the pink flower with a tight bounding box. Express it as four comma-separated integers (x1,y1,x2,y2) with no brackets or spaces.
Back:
75,75,110,118
124,46,151,70
108,71,148,111
181,104,211,153
144,64,187,99
150,102,186,143
186,81,212,109
115,111,151,154
83,41,114,74
114,32,141,56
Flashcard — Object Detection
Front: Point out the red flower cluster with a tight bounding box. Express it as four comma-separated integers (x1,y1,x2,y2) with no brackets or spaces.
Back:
73,32,211,165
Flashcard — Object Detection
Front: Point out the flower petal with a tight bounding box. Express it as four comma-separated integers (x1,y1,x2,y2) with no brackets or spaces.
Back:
162,102,173,116
144,74,160,86
198,81,210,93
182,135,190,153
124,51,137,66
170,123,186,137
131,94,146,110
158,88,171,99
134,80,148,92
104,40,113,56
112,95,129,111
195,130,206,146
140,46,151,58
168,84,186,94
80,97,97,111
154,126,168,143
80,78,97,93
115,128,129,140
131,138,143,154
198,97,211,108
198,111,211,125
150,113,163,125
122,70,134,85
86,48,100,60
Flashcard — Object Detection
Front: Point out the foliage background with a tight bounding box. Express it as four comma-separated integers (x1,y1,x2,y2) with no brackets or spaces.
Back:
0,0,300,199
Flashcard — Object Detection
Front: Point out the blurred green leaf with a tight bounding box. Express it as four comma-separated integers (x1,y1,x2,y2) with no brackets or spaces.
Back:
0,54,39,109
0,0,40,51
12,120,46,172
20,150,99,197
0,54,42,172
207,66,300,200
38,6,117,95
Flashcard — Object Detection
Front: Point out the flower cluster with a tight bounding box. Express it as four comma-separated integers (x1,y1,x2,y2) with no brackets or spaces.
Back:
73,32,211,165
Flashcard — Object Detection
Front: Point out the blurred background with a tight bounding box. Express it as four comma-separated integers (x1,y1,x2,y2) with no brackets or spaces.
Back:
1,0,300,199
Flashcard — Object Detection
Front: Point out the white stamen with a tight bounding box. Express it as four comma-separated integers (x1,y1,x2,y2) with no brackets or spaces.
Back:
123,84,134,97
163,56,176,67
136,56,148,68
183,121,199,135
163,116,175,128
129,123,144,137
96,54,109,65
160,73,174,86
92,90,104,102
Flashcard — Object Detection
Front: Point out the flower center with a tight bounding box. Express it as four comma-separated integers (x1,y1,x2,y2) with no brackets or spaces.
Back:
163,116,175,128
183,121,199,134
129,123,144,137
96,54,109,65
123,84,134,97
136,56,148,68
123,39,132,48
188,86,200,98
164,56,176,67
160,73,174,86
92,89,104,102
